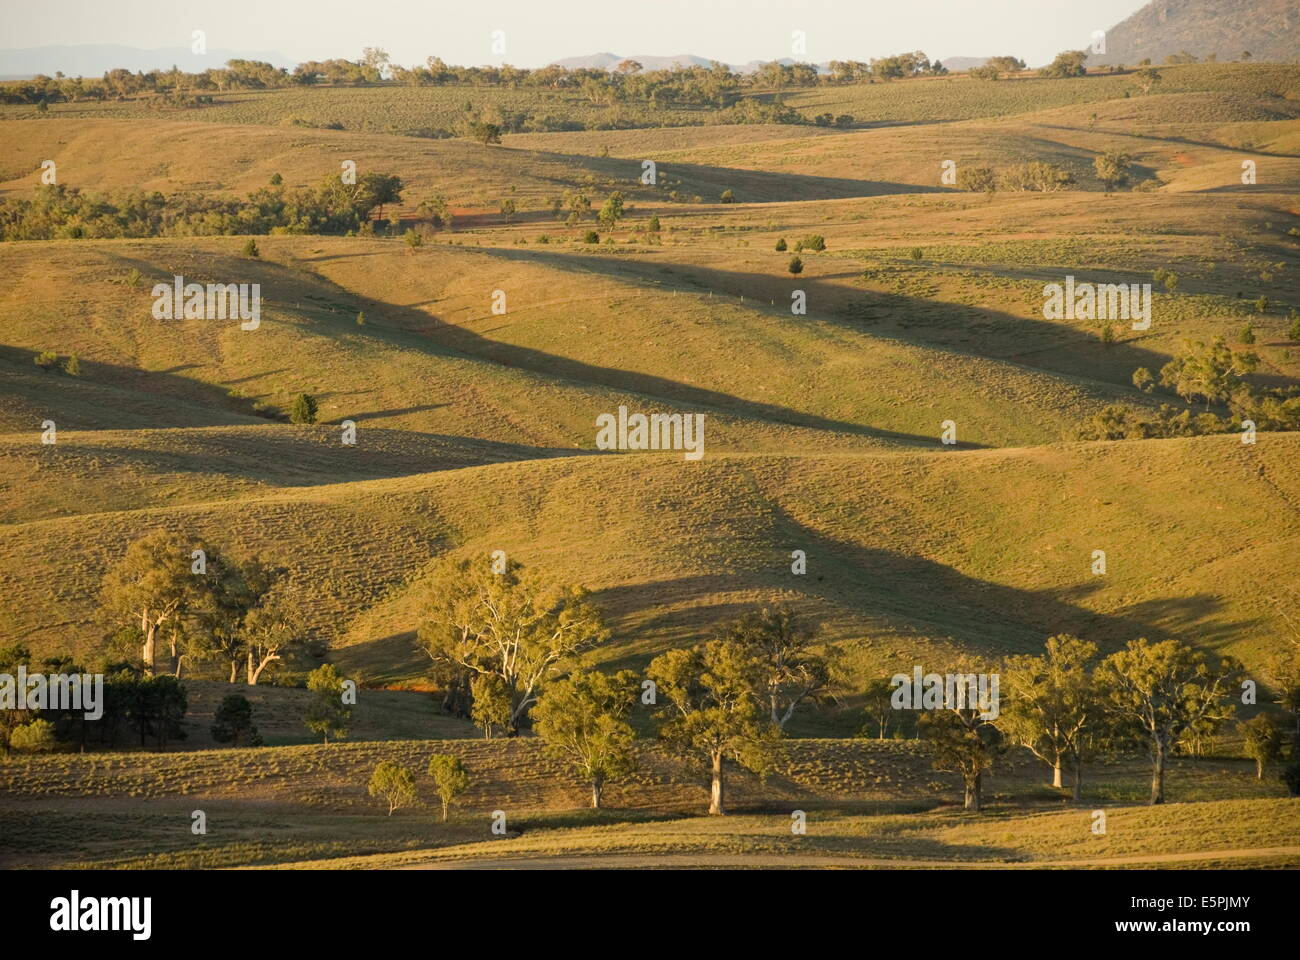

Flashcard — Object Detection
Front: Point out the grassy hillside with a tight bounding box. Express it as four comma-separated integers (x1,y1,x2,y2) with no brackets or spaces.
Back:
0,235,1159,448
3,435,1296,706
2,51,1297,874
6,62,1292,135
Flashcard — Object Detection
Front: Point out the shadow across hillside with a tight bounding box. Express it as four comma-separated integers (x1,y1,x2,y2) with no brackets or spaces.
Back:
588,502,1259,672
516,147,947,203
284,255,943,447
464,245,1174,403
0,345,266,431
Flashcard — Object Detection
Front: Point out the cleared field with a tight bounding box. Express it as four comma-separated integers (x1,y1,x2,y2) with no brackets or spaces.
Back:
0,731,1289,869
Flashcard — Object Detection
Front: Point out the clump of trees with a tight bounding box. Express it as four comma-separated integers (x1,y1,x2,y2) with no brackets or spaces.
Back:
416,555,609,737
33,350,82,375
908,636,1247,808
1039,50,1089,79
970,56,1026,80
1094,151,1133,192
1078,335,1300,440
999,161,1075,192
99,529,307,682
0,172,403,242
0,644,191,752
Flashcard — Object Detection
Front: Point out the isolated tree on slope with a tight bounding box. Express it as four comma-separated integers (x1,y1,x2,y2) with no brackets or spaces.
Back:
369,761,417,815
1097,638,1239,804
648,639,777,815
533,669,638,807
303,663,352,743
416,555,609,735
427,754,470,821
999,635,1097,799
211,693,261,746
724,605,828,730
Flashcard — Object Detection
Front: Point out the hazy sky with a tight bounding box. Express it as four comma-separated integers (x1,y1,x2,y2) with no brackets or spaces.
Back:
2,0,1150,67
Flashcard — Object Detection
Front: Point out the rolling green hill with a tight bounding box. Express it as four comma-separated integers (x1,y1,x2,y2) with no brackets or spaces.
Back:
2,58,1296,737
3,434,1296,712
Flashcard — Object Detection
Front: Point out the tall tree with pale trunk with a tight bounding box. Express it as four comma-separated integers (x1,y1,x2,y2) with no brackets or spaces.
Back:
1000,635,1098,800
1097,638,1240,804
417,556,609,735
648,639,776,815
100,529,201,675
724,604,828,730
533,669,638,807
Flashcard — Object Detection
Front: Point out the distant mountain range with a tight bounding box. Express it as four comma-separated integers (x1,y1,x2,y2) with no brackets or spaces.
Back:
549,53,833,74
1086,0,1299,66
940,57,991,71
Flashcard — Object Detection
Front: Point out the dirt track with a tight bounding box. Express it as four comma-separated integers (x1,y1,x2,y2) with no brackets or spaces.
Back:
398,846,1300,870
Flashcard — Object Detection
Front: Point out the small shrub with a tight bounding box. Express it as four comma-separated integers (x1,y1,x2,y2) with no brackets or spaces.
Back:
289,393,319,425
788,256,804,275
428,754,470,822
368,761,418,815
10,719,57,753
